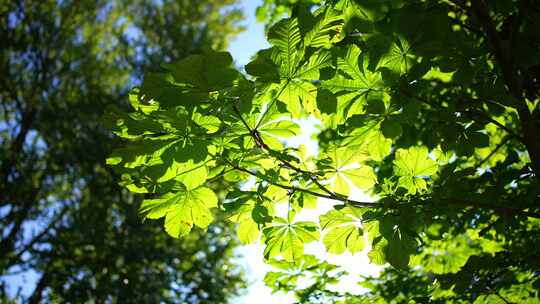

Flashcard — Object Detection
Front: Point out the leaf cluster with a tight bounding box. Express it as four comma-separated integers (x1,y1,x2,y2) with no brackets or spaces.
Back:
107,0,540,302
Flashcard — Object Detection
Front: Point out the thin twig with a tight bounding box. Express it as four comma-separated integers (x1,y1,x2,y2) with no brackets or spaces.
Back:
233,105,338,198
463,110,524,143
399,88,524,143
254,80,290,130
224,158,540,218
477,135,511,167
224,158,377,208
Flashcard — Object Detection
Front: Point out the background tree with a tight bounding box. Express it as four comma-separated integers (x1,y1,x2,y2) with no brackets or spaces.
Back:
109,0,540,302
255,0,321,25
0,0,246,302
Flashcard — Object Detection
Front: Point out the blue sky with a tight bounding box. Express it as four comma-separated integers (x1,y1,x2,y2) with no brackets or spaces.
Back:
227,0,269,69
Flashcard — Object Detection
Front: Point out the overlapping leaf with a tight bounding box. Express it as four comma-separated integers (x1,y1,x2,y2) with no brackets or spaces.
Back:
263,217,320,262
224,191,274,244
320,206,365,254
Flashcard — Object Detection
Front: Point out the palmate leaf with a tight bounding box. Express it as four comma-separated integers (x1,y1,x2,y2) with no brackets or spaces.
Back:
106,138,177,169
295,50,332,80
146,139,211,183
344,0,390,24
393,146,438,194
320,206,365,254
365,131,392,162
192,113,221,133
277,50,332,117
324,145,378,194
330,166,378,194
259,120,300,138
140,186,218,238
380,36,416,75
414,234,478,275
248,20,333,118
386,231,417,269
161,161,208,188
245,54,281,83
368,237,388,265
378,217,419,269
279,80,318,117
264,255,336,293
380,116,402,139
263,218,320,262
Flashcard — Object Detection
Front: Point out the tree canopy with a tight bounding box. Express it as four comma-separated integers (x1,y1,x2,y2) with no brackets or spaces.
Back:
109,0,540,302
0,0,247,302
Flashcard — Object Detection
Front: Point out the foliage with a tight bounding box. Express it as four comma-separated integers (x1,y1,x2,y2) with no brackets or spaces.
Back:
0,0,246,302
108,0,540,303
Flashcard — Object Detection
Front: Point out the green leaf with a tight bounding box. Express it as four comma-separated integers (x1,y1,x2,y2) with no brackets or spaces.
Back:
303,8,343,48
173,163,208,189
323,45,383,94
324,143,376,194
192,113,221,133
238,220,260,244
245,53,281,83
225,196,273,245
381,117,402,139
368,237,388,265
316,88,337,114
263,218,320,262
393,146,437,194
259,120,300,138
365,98,386,114
163,50,238,92
268,18,302,78
140,187,218,238
380,36,416,75
279,80,318,117
295,50,332,80
385,232,417,269
324,226,364,254
320,206,365,254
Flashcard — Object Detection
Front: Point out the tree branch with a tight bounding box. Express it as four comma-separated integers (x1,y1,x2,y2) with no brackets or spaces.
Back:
227,157,540,218
399,88,524,143
232,105,339,198
6,206,69,268
224,158,377,208
476,135,511,168
467,0,540,179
